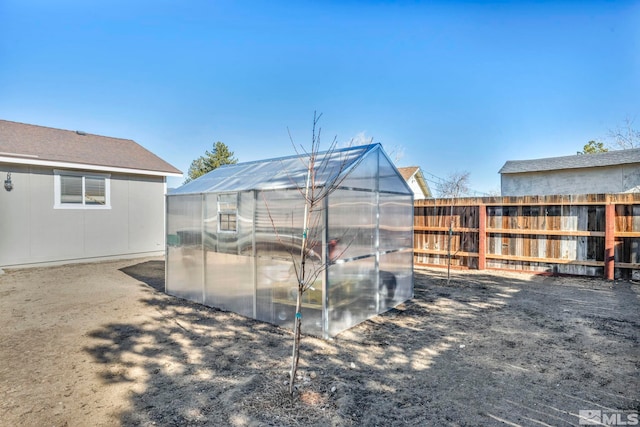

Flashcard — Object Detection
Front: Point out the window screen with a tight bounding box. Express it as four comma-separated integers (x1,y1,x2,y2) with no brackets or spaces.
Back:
60,175,83,204
85,176,106,205
55,171,110,209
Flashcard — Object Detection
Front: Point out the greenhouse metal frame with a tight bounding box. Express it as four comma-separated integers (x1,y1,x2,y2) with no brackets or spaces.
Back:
166,143,414,338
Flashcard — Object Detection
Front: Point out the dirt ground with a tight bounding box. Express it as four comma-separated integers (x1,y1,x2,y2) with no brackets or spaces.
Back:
0,257,638,427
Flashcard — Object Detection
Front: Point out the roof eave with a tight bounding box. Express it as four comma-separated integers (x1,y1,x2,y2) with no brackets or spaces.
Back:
414,171,432,197
500,162,640,175
0,156,183,177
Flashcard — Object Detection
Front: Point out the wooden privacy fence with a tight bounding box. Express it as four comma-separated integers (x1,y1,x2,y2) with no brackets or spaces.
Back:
413,193,640,280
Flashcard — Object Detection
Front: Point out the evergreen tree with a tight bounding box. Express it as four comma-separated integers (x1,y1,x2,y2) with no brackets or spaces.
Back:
580,140,608,154
185,141,238,183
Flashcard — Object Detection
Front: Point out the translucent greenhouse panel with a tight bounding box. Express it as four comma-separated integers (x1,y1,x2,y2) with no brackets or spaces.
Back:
217,193,238,254
256,256,323,337
326,256,378,336
207,192,254,256
166,195,204,303
275,145,371,191
205,252,254,317
255,189,325,337
203,194,219,252
378,150,412,195
259,156,309,190
237,191,255,255
379,193,414,252
378,250,414,311
255,189,324,263
214,162,289,193
338,147,378,191
172,163,250,194
256,256,292,325
255,189,300,256
171,144,373,195
204,192,255,318
327,189,376,262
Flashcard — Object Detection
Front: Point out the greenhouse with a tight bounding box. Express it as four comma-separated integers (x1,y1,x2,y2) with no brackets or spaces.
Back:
166,143,414,338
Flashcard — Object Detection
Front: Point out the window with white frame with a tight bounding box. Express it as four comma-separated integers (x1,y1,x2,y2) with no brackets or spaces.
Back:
54,170,111,209
218,193,237,232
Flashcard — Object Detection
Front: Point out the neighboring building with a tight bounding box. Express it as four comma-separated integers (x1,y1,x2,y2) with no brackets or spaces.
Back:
0,120,181,268
499,148,640,196
398,166,432,199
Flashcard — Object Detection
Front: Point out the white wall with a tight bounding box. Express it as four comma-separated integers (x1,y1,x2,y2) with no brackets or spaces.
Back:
501,164,640,196
407,176,427,200
0,164,166,267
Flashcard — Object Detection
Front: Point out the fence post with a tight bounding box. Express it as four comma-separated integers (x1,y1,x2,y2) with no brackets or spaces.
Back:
604,203,615,280
478,204,486,270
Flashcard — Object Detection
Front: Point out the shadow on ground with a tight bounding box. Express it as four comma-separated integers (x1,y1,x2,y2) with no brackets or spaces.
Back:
120,260,165,293
87,262,640,426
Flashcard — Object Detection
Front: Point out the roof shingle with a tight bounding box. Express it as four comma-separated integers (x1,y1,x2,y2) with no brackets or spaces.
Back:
499,148,640,174
0,119,181,176
397,166,419,181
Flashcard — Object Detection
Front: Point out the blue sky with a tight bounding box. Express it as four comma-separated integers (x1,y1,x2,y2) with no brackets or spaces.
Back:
1,0,638,193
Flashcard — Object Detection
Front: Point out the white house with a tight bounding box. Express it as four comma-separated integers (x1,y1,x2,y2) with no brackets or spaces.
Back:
500,148,640,196
0,119,181,268
398,166,432,200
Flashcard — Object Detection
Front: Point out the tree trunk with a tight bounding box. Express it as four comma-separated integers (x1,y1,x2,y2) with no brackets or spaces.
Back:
289,160,312,395
288,287,303,394
447,222,452,285
447,204,453,285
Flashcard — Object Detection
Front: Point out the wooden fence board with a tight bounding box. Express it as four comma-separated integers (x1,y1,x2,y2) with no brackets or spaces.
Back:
414,194,640,279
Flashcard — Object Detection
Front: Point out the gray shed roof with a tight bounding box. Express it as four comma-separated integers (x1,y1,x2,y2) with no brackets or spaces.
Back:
499,148,640,174
0,119,181,176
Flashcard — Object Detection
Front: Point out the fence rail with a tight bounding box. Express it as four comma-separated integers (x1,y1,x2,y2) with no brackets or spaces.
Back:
413,193,640,279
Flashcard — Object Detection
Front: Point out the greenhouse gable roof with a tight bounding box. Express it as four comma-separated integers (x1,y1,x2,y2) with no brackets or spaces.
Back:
172,144,379,194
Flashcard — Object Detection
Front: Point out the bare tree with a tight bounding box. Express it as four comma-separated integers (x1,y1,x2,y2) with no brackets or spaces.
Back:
385,144,406,164
265,112,356,395
436,171,470,284
436,171,470,199
486,187,502,197
348,131,374,147
608,117,640,150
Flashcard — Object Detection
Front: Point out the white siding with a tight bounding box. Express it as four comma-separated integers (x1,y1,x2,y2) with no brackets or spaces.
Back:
501,164,640,196
407,176,427,200
0,164,166,267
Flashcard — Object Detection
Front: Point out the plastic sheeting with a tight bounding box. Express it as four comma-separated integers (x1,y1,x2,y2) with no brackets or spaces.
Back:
166,194,204,302
166,144,414,338
171,144,374,195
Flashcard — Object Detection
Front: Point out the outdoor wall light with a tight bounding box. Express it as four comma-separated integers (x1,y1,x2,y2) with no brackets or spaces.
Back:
4,172,13,191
